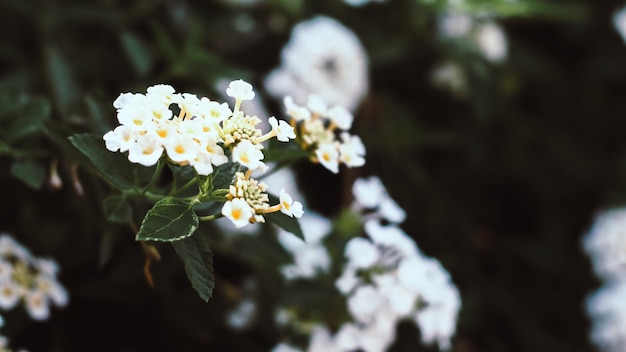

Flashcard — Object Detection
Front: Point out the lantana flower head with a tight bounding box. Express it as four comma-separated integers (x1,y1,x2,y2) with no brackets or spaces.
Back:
282,94,365,174
0,234,68,321
103,79,304,229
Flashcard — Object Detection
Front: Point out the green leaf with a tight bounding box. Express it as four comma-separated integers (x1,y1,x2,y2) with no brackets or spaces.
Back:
265,212,305,242
212,162,239,190
136,197,198,242
102,195,133,224
10,159,46,190
121,32,152,77
264,193,305,241
6,98,51,142
69,133,154,189
171,233,215,302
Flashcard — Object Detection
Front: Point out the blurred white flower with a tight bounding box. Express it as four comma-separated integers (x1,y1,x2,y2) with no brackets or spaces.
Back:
430,60,468,97
613,5,626,43
271,342,304,352
437,13,508,64
0,234,68,322
438,12,473,38
343,0,387,6
586,280,626,352
582,208,626,282
277,211,332,280
265,16,369,112
227,298,257,330
352,176,406,224
474,21,508,63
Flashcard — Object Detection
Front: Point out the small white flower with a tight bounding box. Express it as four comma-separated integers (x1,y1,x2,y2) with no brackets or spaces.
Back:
226,79,255,101
284,96,311,121
0,281,21,309
24,290,50,321
338,133,366,168
279,189,304,218
315,143,340,174
103,125,135,153
379,197,406,224
352,176,386,208
335,266,359,294
347,285,385,323
344,237,379,269
306,95,328,116
268,117,296,142
146,84,176,97
201,99,232,122
164,134,199,164
0,235,31,261
222,198,255,228
232,139,265,171
113,92,142,110
117,104,156,131
127,135,164,167
327,105,353,130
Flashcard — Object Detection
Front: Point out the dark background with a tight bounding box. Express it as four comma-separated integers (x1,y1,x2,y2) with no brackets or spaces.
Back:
1,0,625,351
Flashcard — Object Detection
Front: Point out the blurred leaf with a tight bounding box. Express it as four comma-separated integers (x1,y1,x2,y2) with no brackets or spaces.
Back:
150,21,178,63
6,97,51,142
46,46,79,113
10,159,46,189
84,95,111,134
103,194,133,224
69,133,154,189
136,197,199,242
171,233,215,302
0,140,9,155
444,1,588,21
121,32,153,77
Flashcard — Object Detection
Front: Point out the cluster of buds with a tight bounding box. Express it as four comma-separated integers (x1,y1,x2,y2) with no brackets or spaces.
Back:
0,234,68,321
222,171,303,228
283,95,365,173
104,79,303,228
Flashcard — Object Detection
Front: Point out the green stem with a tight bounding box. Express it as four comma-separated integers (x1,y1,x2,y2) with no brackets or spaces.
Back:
142,159,165,194
173,176,199,196
198,213,223,222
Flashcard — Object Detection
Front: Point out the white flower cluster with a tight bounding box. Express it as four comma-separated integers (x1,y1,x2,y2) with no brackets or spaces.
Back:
332,177,460,351
582,208,626,351
0,234,68,321
438,12,508,63
265,16,369,112
104,80,304,229
104,79,294,173
283,95,365,174
272,177,461,352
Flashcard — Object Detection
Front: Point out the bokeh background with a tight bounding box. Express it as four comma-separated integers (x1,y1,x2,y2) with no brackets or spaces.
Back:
2,0,626,351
